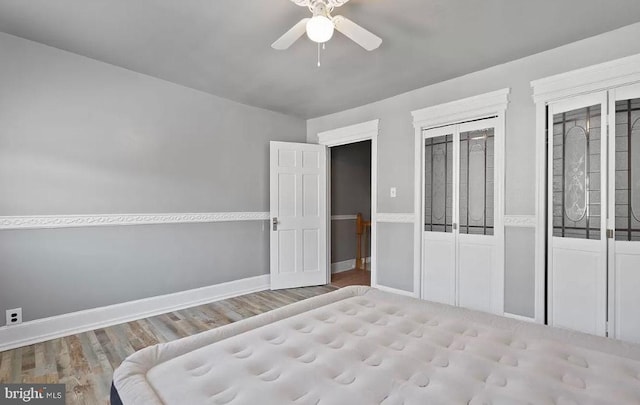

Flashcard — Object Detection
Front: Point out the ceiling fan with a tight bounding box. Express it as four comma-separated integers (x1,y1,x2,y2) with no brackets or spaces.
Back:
272,0,382,51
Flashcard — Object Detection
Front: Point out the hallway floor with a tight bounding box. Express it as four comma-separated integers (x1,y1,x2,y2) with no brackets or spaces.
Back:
330,269,371,288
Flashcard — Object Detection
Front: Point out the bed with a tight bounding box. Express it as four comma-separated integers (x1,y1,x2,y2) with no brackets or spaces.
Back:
112,286,640,404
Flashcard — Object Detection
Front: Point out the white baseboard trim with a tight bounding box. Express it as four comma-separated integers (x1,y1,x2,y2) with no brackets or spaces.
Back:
0,274,270,352
502,312,536,323
331,258,371,274
374,284,416,298
331,214,358,221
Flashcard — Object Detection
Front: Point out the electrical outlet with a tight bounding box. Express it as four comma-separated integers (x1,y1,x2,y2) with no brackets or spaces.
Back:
6,308,22,326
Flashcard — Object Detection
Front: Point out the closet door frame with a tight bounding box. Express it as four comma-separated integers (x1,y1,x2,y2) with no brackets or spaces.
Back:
412,89,509,316
608,82,640,342
532,53,640,326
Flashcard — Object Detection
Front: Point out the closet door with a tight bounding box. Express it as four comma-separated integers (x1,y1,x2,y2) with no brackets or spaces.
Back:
609,83,640,344
457,119,498,313
422,118,501,313
548,93,608,336
422,127,456,305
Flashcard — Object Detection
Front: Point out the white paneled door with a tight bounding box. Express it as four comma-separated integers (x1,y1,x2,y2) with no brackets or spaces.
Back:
421,118,503,315
548,86,640,343
270,141,328,290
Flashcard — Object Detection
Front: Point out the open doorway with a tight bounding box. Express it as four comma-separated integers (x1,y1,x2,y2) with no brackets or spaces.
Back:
329,140,372,287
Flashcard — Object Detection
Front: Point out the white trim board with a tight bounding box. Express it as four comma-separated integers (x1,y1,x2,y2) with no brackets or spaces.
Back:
318,119,379,292
0,212,270,230
331,257,371,273
411,88,510,130
503,312,536,323
331,214,358,221
317,119,379,147
0,275,270,352
376,213,416,223
531,53,640,104
504,215,536,228
375,285,416,298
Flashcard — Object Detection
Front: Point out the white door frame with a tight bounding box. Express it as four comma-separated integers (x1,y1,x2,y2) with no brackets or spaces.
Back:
412,89,509,315
531,53,640,325
317,120,379,287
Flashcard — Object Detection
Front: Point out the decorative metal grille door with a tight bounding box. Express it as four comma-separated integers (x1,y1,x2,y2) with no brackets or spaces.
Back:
608,83,640,344
547,92,608,336
422,118,500,314
422,127,456,306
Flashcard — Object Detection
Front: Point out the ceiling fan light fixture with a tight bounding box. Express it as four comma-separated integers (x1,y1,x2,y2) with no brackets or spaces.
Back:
306,15,334,43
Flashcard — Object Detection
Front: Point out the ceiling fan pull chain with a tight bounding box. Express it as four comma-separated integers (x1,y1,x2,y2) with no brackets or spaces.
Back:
317,42,321,67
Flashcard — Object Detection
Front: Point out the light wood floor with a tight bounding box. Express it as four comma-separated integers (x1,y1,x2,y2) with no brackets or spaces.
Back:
0,285,336,405
331,269,371,288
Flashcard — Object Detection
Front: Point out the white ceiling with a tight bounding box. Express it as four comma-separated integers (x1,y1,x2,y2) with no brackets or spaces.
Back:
1,0,640,118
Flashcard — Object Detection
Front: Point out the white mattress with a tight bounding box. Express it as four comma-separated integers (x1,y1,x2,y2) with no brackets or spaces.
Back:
113,287,640,404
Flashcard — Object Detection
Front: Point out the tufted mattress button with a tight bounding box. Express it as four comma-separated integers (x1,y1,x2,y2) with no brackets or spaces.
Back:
353,327,369,337
259,368,281,382
485,374,507,387
189,364,212,377
297,351,317,363
410,373,430,388
231,347,253,359
333,371,356,385
364,354,383,366
432,355,449,367
210,388,237,404
449,341,465,350
409,330,424,338
499,355,518,367
389,341,406,351
561,374,586,389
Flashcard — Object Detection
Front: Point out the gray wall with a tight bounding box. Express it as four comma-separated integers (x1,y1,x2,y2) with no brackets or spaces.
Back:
307,22,640,315
0,33,306,322
330,141,371,264
0,222,268,321
504,227,536,318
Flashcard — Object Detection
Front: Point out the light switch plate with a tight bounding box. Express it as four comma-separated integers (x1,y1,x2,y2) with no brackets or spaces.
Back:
390,187,397,198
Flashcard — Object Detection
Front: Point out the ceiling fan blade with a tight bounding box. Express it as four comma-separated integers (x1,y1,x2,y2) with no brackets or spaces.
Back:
271,18,310,50
333,15,382,51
